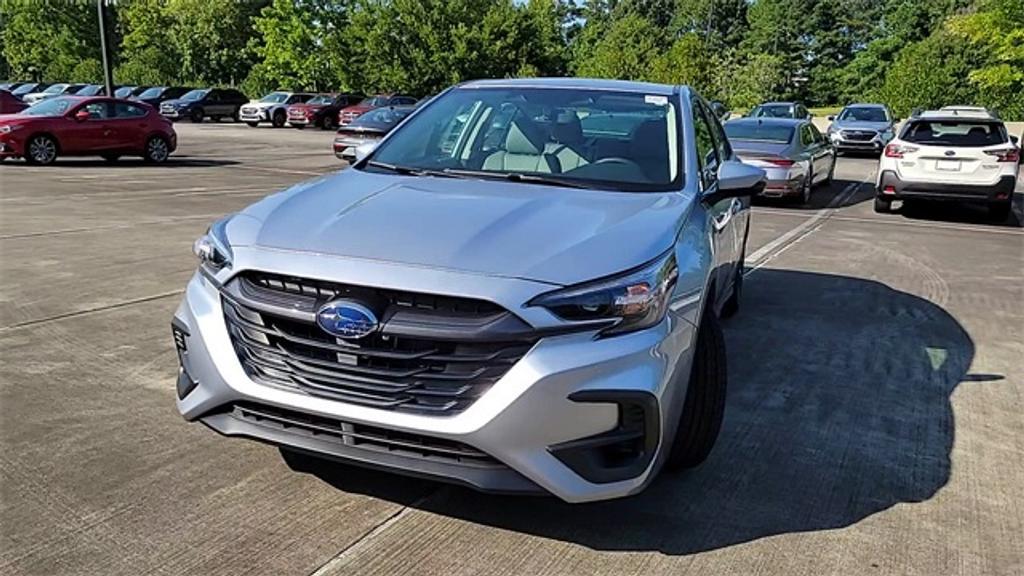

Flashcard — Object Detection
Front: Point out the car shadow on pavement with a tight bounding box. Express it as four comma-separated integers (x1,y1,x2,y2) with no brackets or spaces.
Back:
1,156,240,168
896,195,1022,228
297,269,977,556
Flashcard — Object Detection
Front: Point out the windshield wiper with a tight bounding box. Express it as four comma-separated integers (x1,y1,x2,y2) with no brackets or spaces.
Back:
440,169,590,189
364,160,464,179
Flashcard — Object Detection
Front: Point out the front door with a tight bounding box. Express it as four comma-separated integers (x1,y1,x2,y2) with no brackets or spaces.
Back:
62,101,114,153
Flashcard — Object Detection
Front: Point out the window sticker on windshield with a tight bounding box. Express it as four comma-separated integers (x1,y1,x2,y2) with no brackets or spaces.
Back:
645,95,668,106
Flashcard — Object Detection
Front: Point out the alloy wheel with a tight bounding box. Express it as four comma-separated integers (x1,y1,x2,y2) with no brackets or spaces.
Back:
146,137,169,163
28,136,57,165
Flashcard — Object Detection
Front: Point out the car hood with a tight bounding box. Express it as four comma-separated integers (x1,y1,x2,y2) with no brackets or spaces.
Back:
289,103,325,111
246,101,281,109
235,170,691,286
161,99,192,108
340,104,373,114
832,120,892,131
0,114,35,124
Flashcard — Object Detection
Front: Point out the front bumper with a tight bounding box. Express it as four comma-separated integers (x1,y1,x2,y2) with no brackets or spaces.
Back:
829,130,892,152
0,138,22,157
239,108,269,122
877,170,1016,203
173,258,698,502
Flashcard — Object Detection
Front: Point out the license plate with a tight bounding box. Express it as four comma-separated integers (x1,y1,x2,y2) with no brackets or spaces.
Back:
935,159,961,171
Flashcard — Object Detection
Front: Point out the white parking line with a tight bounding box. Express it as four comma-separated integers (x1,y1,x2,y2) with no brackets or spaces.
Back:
746,180,862,271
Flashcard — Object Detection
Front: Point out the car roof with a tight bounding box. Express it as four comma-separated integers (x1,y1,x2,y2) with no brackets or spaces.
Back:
916,109,1000,121
460,77,679,96
757,102,798,107
728,117,806,127
844,103,887,109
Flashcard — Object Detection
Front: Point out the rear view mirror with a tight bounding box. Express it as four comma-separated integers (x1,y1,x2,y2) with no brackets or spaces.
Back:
704,160,766,204
73,109,90,122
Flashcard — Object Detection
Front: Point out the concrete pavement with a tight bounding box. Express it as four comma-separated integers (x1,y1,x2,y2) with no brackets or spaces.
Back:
1,122,1022,576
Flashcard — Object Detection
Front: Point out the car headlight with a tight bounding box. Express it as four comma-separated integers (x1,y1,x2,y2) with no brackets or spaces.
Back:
193,217,233,271
0,125,20,134
530,251,678,336
880,129,894,140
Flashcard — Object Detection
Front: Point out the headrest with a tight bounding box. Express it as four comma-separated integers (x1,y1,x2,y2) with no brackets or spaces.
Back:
505,118,547,155
552,111,583,145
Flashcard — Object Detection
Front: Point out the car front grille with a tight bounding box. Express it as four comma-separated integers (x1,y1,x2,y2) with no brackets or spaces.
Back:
841,130,877,141
241,107,257,115
221,272,537,415
231,402,504,468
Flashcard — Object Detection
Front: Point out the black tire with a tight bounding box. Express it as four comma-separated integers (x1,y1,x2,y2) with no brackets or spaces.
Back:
246,121,259,128
797,171,812,205
988,201,1011,222
231,109,240,122
822,157,835,187
143,135,170,164
25,134,58,165
873,196,891,213
320,116,335,130
190,108,204,123
101,154,120,163
665,310,727,470
272,110,286,128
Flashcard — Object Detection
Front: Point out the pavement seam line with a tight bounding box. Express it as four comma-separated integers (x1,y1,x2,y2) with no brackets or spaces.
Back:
0,289,184,332
306,491,440,576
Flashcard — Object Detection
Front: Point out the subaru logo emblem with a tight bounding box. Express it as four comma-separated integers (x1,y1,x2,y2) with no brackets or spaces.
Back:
316,300,379,339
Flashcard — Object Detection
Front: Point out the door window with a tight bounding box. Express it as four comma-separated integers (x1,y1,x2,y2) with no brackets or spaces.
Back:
809,123,825,144
81,102,110,119
693,100,719,189
800,125,815,146
114,102,147,118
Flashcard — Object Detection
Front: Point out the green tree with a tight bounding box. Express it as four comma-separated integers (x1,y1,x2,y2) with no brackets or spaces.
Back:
948,0,1024,118
877,30,980,118
165,0,266,86
573,13,664,80
116,0,180,85
0,0,101,81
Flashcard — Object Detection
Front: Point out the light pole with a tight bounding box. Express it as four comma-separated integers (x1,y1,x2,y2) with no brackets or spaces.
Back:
97,0,114,95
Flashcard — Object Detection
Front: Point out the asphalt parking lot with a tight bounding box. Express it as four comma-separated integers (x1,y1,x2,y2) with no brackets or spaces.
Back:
2,123,1022,576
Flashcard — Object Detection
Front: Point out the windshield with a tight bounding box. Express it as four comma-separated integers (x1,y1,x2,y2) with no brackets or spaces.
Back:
364,87,681,192
751,105,793,118
22,97,75,117
43,84,68,95
181,89,208,101
839,107,889,122
12,84,37,95
361,96,389,107
77,85,102,96
308,95,333,105
114,87,134,98
353,106,412,126
725,122,795,143
260,92,289,103
902,121,1006,147
138,87,166,99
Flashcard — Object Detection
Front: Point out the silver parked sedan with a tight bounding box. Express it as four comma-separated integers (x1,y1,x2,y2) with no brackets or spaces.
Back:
725,117,836,204
174,78,766,503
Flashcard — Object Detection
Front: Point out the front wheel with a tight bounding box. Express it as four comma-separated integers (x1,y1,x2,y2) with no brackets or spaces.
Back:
272,110,286,128
143,136,170,164
665,310,727,470
25,134,58,165
797,170,812,205
190,108,204,123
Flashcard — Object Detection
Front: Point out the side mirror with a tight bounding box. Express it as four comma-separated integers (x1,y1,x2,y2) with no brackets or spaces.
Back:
353,142,377,162
704,161,766,205
827,115,835,121
1010,135,1019,146
73,109,90,122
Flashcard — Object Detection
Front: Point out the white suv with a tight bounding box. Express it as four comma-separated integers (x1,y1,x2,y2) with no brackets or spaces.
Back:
876,109,1020,220
239,91,314,128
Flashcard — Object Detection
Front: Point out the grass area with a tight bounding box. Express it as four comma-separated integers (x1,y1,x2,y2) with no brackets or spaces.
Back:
809,106,843,117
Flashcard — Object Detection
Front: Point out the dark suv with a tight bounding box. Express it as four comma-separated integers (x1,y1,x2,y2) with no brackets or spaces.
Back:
133,86,191,107
287,93,365,130
159,88,248,123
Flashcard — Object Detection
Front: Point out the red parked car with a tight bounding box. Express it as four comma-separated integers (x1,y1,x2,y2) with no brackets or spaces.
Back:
337,93,417,126
287,92,364,130
0,96,176,165
0,89,27,114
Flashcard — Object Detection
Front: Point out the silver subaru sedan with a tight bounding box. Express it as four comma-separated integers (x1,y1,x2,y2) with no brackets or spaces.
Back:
172,78,765,503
